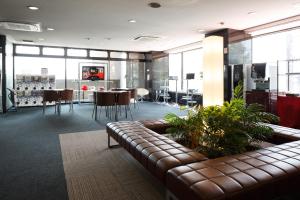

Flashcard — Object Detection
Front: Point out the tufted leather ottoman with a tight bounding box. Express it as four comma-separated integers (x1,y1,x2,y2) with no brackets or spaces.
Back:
106,121,207,183
166,140,300,200
138,119,171,134
265,123,300,144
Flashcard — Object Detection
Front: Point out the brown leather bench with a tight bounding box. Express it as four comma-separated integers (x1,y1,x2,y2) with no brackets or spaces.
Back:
265,123,300,144
167,140,300,200
138,119,172,134
107,120,300,200
106,121,207,183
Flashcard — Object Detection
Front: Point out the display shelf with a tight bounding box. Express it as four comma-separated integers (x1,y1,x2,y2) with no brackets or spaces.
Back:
15,74,56,107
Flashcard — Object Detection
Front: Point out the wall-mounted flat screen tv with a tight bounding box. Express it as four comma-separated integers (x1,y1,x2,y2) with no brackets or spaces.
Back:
82,66,105,81
186,73,195,80
251,63,266,79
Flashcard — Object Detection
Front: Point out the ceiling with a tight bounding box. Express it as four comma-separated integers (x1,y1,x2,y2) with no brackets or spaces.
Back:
0,0,299,52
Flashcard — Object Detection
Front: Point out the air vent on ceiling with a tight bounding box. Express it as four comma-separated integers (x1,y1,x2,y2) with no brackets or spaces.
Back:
133,35,161,42
0,21,42,32
22,39,35,43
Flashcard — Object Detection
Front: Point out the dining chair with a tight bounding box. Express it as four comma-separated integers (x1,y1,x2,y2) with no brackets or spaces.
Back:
94,92,116,120
60,89,74,112
43,90,60,114
116,91,133,120
136,88,149,102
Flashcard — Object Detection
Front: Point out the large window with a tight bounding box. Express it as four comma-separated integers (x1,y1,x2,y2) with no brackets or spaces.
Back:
15,57,66,89
182,49,203,92
169,53,182,91
253,28,300,93
253,28,300,62
169,48,203,93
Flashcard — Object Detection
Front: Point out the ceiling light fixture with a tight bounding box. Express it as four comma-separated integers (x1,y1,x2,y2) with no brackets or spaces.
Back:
219,22,225,26
148,2,161,8
128,19,137,23
27,6,39,10
46,27,54,31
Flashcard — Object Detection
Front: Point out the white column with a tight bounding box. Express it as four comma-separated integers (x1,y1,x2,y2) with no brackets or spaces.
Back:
203,36,224,107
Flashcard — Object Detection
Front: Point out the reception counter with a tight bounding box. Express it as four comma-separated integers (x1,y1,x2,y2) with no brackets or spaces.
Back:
277,95,300,128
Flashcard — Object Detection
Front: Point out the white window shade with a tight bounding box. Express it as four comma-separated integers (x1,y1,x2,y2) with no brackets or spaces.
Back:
67,49,87,57
110,52,127,59
90,50,108,58
43,47,64,56
16,45,40,55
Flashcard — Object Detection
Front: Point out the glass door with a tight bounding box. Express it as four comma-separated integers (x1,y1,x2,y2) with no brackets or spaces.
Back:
126,61,145,88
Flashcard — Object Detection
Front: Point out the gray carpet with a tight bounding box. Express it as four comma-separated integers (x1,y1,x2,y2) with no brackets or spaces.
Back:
60,130,164,200
0,102,187,200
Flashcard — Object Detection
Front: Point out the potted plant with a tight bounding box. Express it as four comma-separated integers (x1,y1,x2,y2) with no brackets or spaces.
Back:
164,82,278,158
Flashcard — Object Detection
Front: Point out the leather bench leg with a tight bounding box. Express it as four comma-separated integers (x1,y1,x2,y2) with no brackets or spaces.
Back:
166,190,178,200
107,133,120,148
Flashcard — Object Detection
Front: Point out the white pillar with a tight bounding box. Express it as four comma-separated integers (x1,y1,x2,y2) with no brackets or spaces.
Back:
203,36,224,107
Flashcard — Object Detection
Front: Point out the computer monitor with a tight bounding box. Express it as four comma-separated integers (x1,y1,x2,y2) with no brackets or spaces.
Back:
186,73,195,80
251,63,266,79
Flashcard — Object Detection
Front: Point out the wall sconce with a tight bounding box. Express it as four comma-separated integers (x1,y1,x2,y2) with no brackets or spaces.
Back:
203,36,224,107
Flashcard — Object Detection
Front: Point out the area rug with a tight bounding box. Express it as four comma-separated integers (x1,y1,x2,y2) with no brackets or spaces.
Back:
59,130,164,200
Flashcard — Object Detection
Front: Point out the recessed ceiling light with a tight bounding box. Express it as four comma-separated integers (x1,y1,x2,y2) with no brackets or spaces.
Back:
128,19,137,23
148,2,161,8
105,37,112,40
219,22,225,26
27,6,39,10
248,11,256,15
46,27,54,31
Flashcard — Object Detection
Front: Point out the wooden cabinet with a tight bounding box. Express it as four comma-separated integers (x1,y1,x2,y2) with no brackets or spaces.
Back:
246,91,277,114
